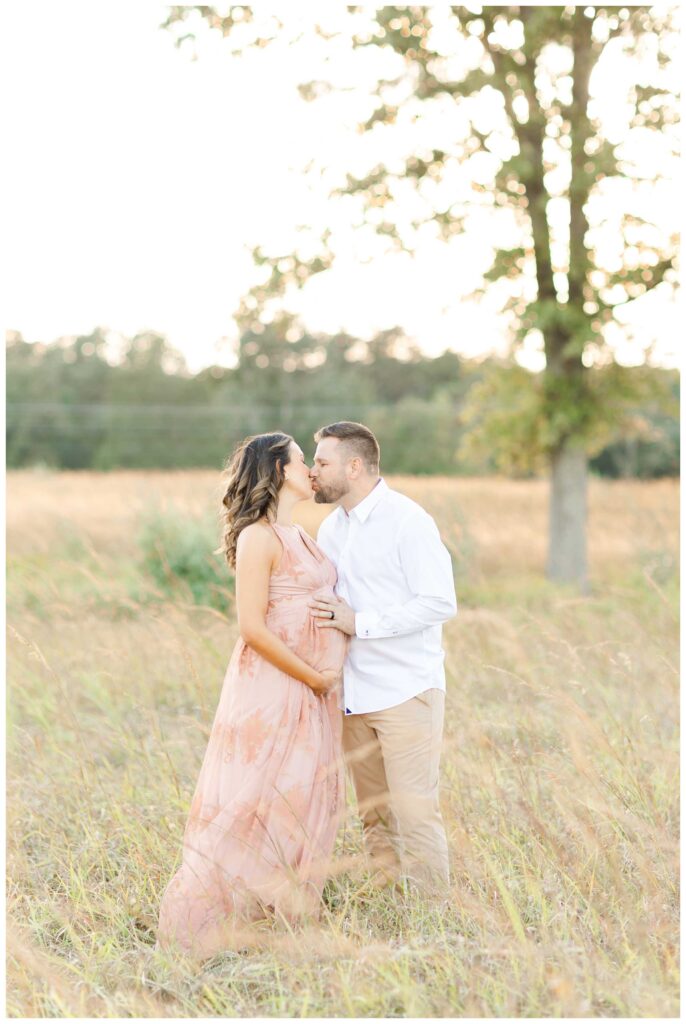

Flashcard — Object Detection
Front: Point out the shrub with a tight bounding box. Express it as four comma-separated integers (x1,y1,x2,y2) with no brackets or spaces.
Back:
136,505,233,610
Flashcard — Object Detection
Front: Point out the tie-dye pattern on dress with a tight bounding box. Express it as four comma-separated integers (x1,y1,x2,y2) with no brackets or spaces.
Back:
156,522,347,958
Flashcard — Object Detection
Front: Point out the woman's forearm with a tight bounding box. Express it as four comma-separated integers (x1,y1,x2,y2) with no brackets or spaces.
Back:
240,624,321,689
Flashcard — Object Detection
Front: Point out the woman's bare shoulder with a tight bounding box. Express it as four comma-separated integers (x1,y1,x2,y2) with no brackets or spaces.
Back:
236,519,281,559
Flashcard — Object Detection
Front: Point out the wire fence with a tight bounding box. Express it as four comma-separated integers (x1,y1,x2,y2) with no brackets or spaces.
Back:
6,402,679,477
7,401,459,470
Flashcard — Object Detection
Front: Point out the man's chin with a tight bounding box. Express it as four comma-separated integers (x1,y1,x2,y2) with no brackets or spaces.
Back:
313,492,329,504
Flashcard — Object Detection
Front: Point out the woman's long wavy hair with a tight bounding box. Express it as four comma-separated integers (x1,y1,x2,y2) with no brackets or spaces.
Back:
220,432,294,568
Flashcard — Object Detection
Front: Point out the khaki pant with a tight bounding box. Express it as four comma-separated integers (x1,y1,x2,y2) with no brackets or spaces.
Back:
342,688,449,892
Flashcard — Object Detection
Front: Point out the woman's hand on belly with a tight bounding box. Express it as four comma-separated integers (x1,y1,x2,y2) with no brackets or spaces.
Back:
310,667,342,696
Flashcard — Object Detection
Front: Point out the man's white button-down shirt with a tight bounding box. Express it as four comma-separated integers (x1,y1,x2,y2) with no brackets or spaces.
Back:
315,477,457,715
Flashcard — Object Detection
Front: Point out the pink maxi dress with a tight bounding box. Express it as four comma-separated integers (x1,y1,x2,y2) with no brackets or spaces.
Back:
156,522,348,958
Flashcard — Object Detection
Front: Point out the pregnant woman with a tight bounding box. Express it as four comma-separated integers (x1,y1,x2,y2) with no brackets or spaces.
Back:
156,432,348,959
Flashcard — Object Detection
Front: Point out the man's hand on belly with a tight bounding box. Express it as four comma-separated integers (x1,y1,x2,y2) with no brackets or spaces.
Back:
309,596,356,636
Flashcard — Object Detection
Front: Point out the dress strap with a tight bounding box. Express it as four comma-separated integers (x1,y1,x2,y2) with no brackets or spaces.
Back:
265,521,291,571
268,521,323,562
293,523,326,563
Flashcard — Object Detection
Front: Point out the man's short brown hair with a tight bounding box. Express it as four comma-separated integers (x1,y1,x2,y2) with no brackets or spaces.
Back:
314,421,380,473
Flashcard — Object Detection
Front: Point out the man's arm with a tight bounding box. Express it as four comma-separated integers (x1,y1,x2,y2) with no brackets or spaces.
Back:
312,509,457,638
353,511,457,639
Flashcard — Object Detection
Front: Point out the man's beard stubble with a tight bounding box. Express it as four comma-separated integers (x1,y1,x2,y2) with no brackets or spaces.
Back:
313,479,348,504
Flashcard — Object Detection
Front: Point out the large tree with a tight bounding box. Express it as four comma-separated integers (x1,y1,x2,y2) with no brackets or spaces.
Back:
162,5,679,589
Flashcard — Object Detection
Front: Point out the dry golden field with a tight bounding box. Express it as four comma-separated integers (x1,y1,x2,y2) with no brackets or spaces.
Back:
6,469,680,1017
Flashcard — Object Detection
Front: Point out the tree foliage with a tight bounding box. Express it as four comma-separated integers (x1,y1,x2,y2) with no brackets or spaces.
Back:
161,5,679,461
6,329,677,477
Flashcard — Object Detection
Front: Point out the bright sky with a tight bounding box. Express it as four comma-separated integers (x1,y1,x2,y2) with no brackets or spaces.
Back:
2,3,680,374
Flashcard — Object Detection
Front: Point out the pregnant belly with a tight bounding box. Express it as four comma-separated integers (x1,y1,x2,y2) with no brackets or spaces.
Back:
267,585,348,675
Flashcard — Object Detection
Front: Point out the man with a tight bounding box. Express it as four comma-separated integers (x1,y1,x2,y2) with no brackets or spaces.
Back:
308,421,457,894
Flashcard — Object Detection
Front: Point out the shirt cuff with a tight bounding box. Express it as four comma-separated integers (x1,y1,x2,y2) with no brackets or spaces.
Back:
355,611,382,638
355,610,403,638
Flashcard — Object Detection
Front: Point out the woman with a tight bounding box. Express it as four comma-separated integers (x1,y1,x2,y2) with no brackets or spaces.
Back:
156,432,348,959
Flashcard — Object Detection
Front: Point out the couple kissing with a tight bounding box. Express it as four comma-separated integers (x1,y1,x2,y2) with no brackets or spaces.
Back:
156,421,457,960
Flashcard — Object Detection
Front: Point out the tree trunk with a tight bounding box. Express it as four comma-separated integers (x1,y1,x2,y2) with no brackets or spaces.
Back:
547,441,589,590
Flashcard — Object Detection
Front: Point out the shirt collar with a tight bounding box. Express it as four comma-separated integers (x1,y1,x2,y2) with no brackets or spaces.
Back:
347,477,388,524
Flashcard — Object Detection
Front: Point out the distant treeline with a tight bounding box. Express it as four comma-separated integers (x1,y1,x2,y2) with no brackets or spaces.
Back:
6,327,679,477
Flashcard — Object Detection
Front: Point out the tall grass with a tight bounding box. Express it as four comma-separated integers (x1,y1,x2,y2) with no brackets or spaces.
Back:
6,470,679,1017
